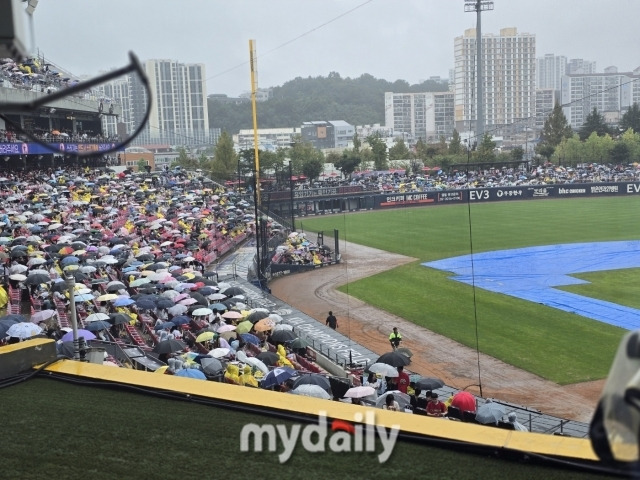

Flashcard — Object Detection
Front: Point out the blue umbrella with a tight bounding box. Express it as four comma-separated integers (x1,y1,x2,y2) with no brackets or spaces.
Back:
60,256,80,265
174,368,206,380
156,298,174,309
261,367,297,389
84,320,111,332
135,298,156,310
155,321,175,331
74,293,94,302
210,303,227,311
171,315,191,326
0,318,19,337
240,333,260,346
113,297,135,307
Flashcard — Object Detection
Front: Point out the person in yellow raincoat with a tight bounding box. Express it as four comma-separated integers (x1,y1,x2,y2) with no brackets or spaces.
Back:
224,363,240,384
0,285,8,308
238,365,258,387
276,344,293,368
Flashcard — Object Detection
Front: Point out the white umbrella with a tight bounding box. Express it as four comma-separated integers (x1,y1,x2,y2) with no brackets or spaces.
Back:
192,308,213,317
10,264,28,274
344,386,376,399
292,384,332,400
273,324,293,332
7,322,43,339
85,312,110,323
245,356,269,375
209,347,230,358
376,391,411,410
368,362,400,378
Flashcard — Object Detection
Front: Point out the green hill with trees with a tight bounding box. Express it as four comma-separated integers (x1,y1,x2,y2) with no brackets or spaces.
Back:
208,72,449,134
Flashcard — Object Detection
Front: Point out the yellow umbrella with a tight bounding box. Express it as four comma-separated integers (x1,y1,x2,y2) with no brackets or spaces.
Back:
195,331,216,343
97,293,118,302
235,321,253,334
140,270,155,277
155,366,169,374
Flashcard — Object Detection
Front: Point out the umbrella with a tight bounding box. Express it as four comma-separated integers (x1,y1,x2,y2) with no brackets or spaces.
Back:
239,333,260,345
0,319,19,337
130,277,151,287
292,384,332,399
376,351,410,367
245,356,269,375
475,401,506,425
6,322,43,339
174,368,207,380
167,304,188,316
85,312,110,323
222,286,244,297
209,302,227,311
376,391,411,410
84,320,111,332
97,293,118,302
209,347,230,358
25,273,50,285
396,347,413,358
73,293,94,302
135,298,156,310
261,367,297,389
328,377,351,399
61,329,96,342
451,391,477,413
30,309,56,323
196,331,216,343
221,311,243,320
170,315,190,326
200,357,224,375
368,362,400,378
257,351,280,366
109,313,132,325
155,321,175,331
155,298,174,309
192,307,213,317
235,320,253,334
415,377,445,391
269,329,297,343
153,339,187,354
288,338,310,350
246,310,269,323
254,318,275,332
8,273,26,282
292,373,331,393
344,386,376,399
106,283,126,293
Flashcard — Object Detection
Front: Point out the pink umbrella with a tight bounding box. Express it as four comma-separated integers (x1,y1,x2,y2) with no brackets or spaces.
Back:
217,324,236,333
173,293,189,302
178,298,197,305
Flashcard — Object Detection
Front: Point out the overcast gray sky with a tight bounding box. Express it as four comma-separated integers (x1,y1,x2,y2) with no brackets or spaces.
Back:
32,0,639,97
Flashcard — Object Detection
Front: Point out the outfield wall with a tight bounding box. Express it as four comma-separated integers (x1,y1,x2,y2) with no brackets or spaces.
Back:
266,182,640,217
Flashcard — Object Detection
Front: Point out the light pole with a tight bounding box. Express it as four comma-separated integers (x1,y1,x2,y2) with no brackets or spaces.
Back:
66,275,81,360
465,0,494,140
288,161,295,231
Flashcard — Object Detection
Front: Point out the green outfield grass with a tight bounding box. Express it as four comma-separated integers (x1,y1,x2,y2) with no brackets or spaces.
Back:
297,197,640,384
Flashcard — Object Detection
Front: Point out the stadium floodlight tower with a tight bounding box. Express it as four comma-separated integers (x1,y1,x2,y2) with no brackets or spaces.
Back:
464,0,493,141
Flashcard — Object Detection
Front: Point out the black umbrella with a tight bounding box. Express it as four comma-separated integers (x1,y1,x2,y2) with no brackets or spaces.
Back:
197,287,216,296
198,278,218,286
376,351,411,367
106,282,126,293
188,292,208,306
109,313,132,325
71,271,89,282
50,282,69,293
153,339,186,354
257,351,279,366
84,320,111,332
415,377,445,391
269,329,297,344
328,376,350,400
0,318,19,337
222,286,244,297
203,271,217,278
246,310,269,324
25,273,51,285
292,373,331,393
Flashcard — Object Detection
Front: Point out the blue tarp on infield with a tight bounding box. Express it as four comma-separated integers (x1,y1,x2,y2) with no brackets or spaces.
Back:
423,241,640,330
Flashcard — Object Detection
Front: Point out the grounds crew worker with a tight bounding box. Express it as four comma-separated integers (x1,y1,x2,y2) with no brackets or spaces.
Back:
389,327,402,351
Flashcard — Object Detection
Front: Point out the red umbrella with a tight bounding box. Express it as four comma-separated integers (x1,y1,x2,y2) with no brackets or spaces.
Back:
451,391,476,413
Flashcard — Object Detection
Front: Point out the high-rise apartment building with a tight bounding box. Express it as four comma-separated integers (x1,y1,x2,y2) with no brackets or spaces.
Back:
453,27,536,135
101,59,211,146
384,91,455,143
537,54,567,91
568,58,597,75
561,67,640,129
